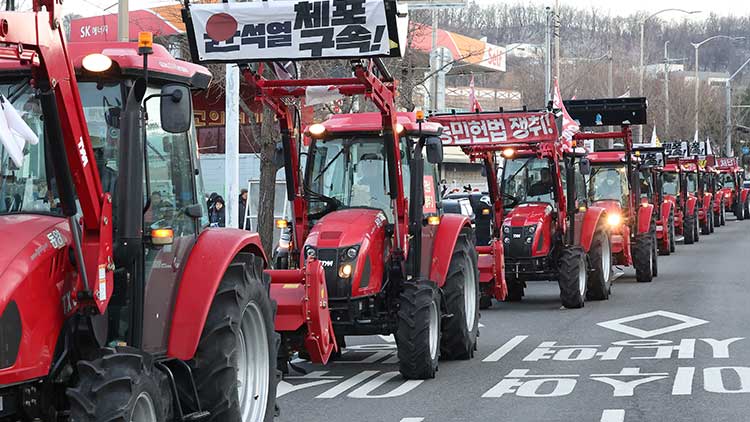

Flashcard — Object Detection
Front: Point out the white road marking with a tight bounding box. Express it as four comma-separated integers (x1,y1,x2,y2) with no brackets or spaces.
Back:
597,310,708,338
672,367,695,395
379,334,395,343
600,409,625,422
315,370,378,398
483,335,528,362
479,322,485,328
400,418,424,422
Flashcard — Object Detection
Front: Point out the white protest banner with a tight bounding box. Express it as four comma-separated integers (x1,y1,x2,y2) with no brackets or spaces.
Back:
185,0,407,63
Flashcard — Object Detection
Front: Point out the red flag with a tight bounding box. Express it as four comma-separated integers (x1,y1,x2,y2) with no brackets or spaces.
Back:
469,74,483,112
553,80,580,152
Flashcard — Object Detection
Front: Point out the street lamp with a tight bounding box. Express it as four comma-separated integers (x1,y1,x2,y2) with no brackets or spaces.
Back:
639,8,701,142
725,56,750,157
692,35,745,138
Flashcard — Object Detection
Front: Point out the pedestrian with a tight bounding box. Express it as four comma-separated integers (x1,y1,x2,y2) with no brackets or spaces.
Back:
209,196,226,227
207,192,219,211
238,188,250,230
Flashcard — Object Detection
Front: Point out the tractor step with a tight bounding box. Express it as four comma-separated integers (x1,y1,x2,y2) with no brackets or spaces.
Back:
182,411,211,421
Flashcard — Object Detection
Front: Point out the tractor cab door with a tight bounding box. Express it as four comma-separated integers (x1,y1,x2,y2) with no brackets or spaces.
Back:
78,81,200,352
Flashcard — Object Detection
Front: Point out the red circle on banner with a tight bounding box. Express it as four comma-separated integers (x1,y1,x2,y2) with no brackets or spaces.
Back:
205,13,238,42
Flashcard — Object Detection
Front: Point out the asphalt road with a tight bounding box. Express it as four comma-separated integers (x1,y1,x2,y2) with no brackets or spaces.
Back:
277,216,750,422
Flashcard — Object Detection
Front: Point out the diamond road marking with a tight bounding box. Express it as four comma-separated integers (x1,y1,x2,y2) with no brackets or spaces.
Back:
597,310,709,338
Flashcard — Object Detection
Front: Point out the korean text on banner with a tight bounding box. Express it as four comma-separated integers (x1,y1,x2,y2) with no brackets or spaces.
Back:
431,112,558,146
186,0,406,63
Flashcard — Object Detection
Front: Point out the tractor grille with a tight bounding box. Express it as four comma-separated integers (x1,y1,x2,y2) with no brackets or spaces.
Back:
317,248,352,299
0,301,21,369
505,226,533,258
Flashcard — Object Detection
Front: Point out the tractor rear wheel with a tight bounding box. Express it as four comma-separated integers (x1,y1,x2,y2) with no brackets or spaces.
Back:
397,281,441,379
736,201,745,220
68,347,172,422
505,281,524,302
720,203,726,225
586,227,612,301
684,214,695,244
651,232,658,277
479,295,493,309
190,254,279,422
633,233,654,282
558,247,587,309
694,212,700,242
744,199,750,220
701,213,710,235
440,229,480,360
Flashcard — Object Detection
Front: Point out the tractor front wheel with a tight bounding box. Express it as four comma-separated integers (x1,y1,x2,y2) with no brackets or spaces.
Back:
440,229,480,360
684,214,695,244
736,201,745,220
586,227,612,301
633,233,655,282
67,347,172,422
669,213,676,252
505,281,524,302
701,213,710,235
558,247,587,309
720,203,726,226
744,199,750,220
190,254,279,422
397,281,441,379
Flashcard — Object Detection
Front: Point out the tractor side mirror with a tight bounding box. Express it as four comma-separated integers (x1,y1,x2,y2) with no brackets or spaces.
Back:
160,84,193,134
425,136,444,164
579,158,591,176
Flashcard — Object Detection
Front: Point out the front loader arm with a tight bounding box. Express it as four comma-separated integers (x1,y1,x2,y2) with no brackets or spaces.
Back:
0,3,112,313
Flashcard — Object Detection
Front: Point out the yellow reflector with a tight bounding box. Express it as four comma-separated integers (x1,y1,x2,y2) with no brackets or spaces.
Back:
308,123,326,137
416,110,425,120
502,148,515,158
338,263,353,278
482,209,490,215
151,228,174,245
138,31,153,49
81,53,113,73
427,216,440,225
578,206,587,212
275,219,288,229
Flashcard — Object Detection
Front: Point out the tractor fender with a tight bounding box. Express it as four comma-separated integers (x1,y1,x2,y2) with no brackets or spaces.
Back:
167,229,267,360
702,193,713,212
686,196,699,216
713,191,724,211
429,213,472,288
578,206,606,253
660,201,673,222
741,188,750,205
637,203,655,234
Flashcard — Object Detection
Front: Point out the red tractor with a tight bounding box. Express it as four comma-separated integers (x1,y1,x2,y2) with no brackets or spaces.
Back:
432,109,611,308
663,158,701,244
572,129,658,283
0,3,281,422
632,145,676,256
708,165,727,227
681,157,715,235
715,157,750,221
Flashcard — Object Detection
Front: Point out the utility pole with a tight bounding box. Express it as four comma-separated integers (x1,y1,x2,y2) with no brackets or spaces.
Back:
694,46,700,137
117,0,128,42
554,0,560,84
664,40,670,138
544,7,552,103
225,0,240,228
430,9,438,111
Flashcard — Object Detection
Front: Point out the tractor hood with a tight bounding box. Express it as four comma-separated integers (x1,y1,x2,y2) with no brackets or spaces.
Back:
591,200,623,215
0,214,67,280
504,203,553,228
306,208,388,249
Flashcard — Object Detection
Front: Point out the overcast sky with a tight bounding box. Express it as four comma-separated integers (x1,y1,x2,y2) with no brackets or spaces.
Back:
61,0,750,18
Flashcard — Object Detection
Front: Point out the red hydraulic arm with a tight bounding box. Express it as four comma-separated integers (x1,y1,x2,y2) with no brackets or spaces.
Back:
0,0,113,313
244,60,407,263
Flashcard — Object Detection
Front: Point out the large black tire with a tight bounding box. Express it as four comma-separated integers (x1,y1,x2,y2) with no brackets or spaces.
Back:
190,254,279,422
659,213,673,256
736,200,745,220
505,281,524,302
68,347,172,422
669,212,676,252
720,203,726,226
440,229,480,360
586,227,612,301
694,211,700,242
684,213,695,245
558,247,587,309
714,207,721,228
397,281,441,379
744,199,750,220
651,232,658,278
701,211,710,235
633,233,654,283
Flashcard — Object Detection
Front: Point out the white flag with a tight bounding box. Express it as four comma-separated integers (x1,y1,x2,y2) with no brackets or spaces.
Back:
705,137,713,156
650,126,660,147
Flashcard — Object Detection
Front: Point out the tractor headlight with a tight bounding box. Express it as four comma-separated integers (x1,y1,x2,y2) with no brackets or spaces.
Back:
606,212,623,227
304,245,317,259
503,225,510,234
527,225,536,234
504,237,510,244
525,236,533,244
338,263,353,278
345,246,359,260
